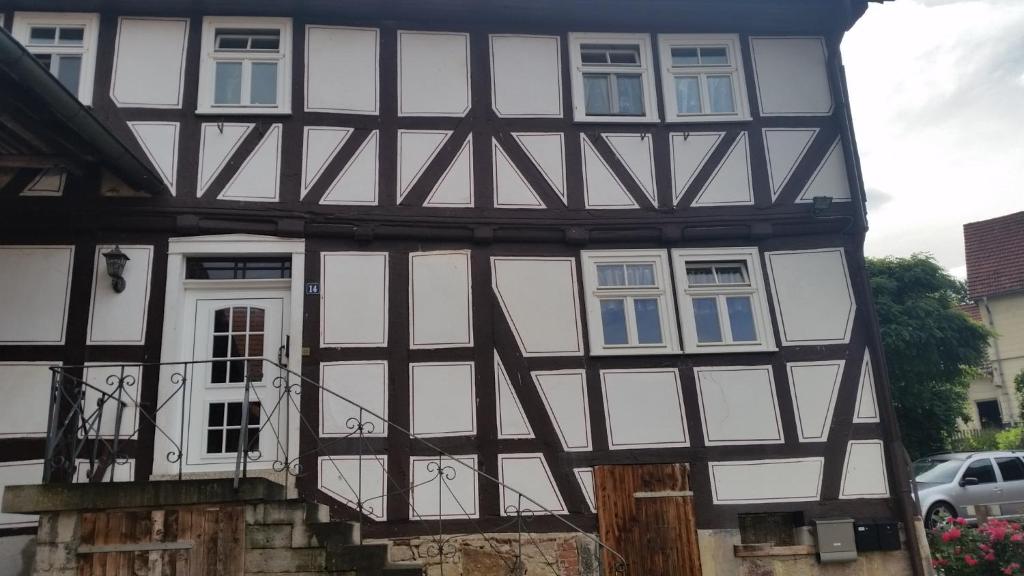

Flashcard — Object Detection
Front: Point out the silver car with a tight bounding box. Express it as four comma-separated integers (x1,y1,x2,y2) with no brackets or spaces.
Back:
914,451,1024,528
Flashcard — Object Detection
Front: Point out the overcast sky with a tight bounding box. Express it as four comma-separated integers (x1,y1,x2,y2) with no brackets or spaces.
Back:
841,0,1024,277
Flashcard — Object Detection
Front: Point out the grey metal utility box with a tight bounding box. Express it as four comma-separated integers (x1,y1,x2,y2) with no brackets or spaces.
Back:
814,518,857,563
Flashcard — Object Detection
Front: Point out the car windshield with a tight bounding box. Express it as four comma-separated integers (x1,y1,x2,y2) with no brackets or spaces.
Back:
914,457,965,484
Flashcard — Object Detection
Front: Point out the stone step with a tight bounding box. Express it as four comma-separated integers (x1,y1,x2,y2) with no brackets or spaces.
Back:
245,548,327,573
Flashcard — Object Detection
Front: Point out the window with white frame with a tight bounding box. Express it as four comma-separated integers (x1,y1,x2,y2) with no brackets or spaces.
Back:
581,250,680,355
198,17,292,114
671,248,776,353
658,34,749,122
12,12,100,105
569,33,659,123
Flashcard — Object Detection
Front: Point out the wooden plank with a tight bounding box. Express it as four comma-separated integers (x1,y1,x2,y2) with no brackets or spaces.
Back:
187,508,205,576
202,508,219,576
222,506,244,575
105,511,123,575
91,511,108,575
174,509,191,576
733,544,816,557
78,543,193,554
148,510,165,576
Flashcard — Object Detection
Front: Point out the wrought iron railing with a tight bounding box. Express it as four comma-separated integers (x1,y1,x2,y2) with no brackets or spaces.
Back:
43,358,627,575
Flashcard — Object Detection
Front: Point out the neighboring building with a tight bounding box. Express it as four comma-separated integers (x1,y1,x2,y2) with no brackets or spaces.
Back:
961,212,1024,431
0,1,926,575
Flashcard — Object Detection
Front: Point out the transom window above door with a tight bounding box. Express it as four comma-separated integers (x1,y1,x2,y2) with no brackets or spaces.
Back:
12,12,99,104
198,17,292,114
210,306,265,384
569,33,659,123
658,34,750,122
186,257,292,280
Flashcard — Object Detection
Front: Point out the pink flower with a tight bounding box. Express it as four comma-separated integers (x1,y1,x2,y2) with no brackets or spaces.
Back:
964,555,979,566
942,528,962,542
956,517,968,526
986,553,997,561
1012,533,1024,543
990,526,1008,541
1004,567,1014,575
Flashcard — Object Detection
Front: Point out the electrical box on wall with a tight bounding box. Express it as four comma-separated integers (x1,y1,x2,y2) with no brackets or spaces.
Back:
814,518,857,563
856,520,902,551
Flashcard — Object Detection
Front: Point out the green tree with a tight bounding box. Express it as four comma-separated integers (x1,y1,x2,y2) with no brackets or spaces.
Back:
867,254,990,458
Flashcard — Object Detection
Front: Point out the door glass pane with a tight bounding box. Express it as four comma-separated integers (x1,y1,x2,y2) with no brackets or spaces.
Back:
726,296,757,342
674,76,701,114
600,299,628,345
615,74,644,115
212,335,229,358
596,264,626,287
225,428,241,452
965,459,997,484
231,308,248,331
206,430,223,453
707,75,736,113
583,74,611,115
997,458,1024,482
625,264,656,287
229,335,246,358
671,47,699,67
693,297,723,343
214,308,229,332
633,299,663,344
249,308,265,332
229,359,245,383
56,55,82,95
250,62,278,105
208,403,225,427
214,61,243,105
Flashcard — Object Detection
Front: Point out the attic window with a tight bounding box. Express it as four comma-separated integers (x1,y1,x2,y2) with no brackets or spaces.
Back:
657,34,750,122
198,17,292,114
568,33,659,123
12,13,100,104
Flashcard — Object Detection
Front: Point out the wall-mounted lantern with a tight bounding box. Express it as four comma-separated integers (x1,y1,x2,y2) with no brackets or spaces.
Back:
102,245,130,293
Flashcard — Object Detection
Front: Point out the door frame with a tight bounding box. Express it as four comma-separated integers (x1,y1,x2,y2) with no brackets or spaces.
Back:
154,234,305,492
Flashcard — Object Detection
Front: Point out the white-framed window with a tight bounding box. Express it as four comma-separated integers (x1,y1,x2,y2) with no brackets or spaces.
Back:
568,33,659,123
671,247,776,353
12,12,100,105
581,250,680,355
658,34,750,122
197,17,292,114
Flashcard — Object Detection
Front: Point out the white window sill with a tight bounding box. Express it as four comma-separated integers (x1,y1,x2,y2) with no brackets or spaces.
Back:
589,347,681,357
665,114,752,124
195,107,292,116
682,344,778,354
573,115,662,124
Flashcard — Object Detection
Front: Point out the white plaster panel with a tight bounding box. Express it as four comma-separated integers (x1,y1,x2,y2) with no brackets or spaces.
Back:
694,366,784,446
321,131,379,206
409,251,473,348
490,257,584,357
495,352,534,439
0,363,58,437
302,127,353,198
498,453,567,515
601,369,688,449
796,138,852,203
398,31,471,117
512,132,566,204
424,136,474,207
603,134,656,205
765,248,856,346
128,122,180,194
305,26,379,114
110,17,188,108
87,245,153,345
670,132,723,205
490,35,562,118
580,136,637,209
21,169,66,196
763,128,818,201
218,124,281,202
692,132,752,207
710,458,824,504
750,37,833,116
533,370,591,451
409,362,476,437
320,252,388,347
854,351,880,423
198,123,253,196
0,246,73,344
493,140,544,209
320,361,388,438
786,360,844,442
0,461,44,528
410,455,479,519
573,468,596,513
840,440,889,499
318,455,387,521
81,364,141,439
75,459,134,483
398,130,452,203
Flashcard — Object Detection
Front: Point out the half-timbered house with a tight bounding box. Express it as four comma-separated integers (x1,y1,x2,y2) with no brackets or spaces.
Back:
0,0,926,574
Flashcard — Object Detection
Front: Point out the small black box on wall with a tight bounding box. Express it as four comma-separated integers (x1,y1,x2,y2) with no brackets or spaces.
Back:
854,521,901,551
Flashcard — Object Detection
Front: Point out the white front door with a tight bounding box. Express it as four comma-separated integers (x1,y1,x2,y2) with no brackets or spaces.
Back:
181,288,289,470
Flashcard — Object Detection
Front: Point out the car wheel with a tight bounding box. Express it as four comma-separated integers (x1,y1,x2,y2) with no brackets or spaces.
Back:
926,502,957,529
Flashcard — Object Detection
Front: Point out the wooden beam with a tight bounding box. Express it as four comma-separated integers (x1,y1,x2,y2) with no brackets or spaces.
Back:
0,154,86,174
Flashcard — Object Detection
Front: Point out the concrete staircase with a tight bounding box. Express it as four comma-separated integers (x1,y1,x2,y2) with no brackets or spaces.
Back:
245,501,423,576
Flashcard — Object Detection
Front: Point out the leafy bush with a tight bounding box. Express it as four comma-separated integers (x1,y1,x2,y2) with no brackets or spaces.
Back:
930,517,1024,575
950,429,1002,452
1017,371,1024,424
997,428,1024,450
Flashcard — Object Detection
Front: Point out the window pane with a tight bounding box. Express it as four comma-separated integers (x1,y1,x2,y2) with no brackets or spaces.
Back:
34,53,53,71
700,47,729,65
965,459,997,484
206,430,223,453
625,264,656,287
596,264,626,287
674,76,701,114
634,299,663,344
715,265,747,285
248,402,262,426
726,296,757,342
686,266,716,286
707,75,736,114
600,299,628,345
250,35,280,51
615,74,644,115
56,55,82,95
671,47,699,67
227,402,242,426
29,27,57,44
216,34,249,50
250,62,278,105
581,50,607,65
583,74,611,115
225,428,241,452
997,458,1024,482
214,61,243,105
608,49,639,65
693,297,723,343
57,27,85,45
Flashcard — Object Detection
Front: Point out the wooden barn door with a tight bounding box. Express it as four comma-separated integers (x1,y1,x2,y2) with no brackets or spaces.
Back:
595,464,701,576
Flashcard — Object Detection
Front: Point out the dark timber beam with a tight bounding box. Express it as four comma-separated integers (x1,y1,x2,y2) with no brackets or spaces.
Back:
0,155,87,174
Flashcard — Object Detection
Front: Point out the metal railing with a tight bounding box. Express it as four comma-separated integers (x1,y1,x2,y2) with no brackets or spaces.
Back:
43,357,627,575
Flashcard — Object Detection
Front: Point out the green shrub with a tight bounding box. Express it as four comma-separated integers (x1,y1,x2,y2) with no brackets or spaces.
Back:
997,428,1024,450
